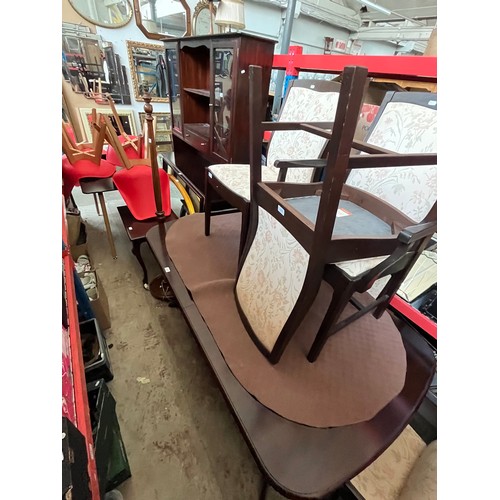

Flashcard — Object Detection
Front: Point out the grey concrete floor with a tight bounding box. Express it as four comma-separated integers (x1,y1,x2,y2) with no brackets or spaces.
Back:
72,186,286,500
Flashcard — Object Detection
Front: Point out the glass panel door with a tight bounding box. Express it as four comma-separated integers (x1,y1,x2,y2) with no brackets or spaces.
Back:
212,48,233,160
166,47,181,132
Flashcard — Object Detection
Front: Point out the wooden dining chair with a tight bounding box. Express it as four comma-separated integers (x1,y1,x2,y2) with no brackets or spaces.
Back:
104,94,143,166
62,111,116,202
204,78,342,260
234,65,437,364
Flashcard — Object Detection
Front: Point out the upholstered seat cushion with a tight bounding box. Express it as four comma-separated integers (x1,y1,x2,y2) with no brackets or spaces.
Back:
62,155,116,199
286,196,392,278
208,163,278,201
207,86,341,203
113,165,171,221
350,425,430,500
398,440,437,500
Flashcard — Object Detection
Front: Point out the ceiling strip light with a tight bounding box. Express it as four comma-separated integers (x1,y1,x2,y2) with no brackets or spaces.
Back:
360,0,392,16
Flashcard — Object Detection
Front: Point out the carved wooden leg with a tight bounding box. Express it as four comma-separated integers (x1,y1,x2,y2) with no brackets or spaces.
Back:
204,174,213,236
131,240,149,289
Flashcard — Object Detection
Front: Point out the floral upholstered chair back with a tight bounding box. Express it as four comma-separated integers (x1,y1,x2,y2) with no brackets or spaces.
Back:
236,206,311,354
347,92,437,222
266,82,340,183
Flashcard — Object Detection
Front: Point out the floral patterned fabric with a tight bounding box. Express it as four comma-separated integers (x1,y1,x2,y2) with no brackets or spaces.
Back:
398,440,437,500
236,208,309,352
266,87,340,183
350,425,429,500
208,163,277,202
347,100,437,222
208,86,340,198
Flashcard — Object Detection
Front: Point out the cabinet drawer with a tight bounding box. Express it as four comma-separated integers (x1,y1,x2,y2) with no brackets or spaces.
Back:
184,123,210,154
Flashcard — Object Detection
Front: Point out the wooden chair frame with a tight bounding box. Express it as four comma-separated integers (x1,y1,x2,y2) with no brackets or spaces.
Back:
204,78,342,262
236,65,437,364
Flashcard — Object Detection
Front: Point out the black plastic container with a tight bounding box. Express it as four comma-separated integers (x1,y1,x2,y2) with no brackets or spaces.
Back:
79,317,113,383
87,379,131,496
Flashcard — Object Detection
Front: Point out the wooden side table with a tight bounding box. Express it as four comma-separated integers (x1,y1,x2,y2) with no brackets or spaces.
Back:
116,205,177,289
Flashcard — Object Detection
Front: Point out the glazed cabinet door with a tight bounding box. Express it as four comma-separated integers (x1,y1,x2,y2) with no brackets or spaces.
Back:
212,47,234,162
165,45,182,134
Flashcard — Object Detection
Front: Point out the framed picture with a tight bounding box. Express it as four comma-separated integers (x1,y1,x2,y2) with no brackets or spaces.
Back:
138,112,172,141
79,107,137,142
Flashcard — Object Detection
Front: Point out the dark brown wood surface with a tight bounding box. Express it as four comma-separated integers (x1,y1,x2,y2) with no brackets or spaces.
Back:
146,221,436,499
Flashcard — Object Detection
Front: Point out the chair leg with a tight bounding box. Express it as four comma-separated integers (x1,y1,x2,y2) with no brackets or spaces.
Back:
307,284,354,363
373,270,408,318
204,176,213,237
238,202,250,263
93,193,101,216
97,192,117,259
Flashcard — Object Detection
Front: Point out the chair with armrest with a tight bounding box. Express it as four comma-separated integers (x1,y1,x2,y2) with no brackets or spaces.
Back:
234,65,437,364
204,78,342,260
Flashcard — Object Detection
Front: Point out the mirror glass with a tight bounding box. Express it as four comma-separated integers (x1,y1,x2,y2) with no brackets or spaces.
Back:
127,40,169,102
68,0,133,28
62,22,132,104
133,0,191,40
193,0,217,36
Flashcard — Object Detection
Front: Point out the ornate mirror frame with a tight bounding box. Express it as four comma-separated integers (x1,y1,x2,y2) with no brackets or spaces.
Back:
68,0,133,28
192,0,217,36
133,0,191,40
126,40,169,103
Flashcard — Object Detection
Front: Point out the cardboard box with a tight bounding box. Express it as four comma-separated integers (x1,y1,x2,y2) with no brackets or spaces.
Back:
70,221,89,261
66,212,82,247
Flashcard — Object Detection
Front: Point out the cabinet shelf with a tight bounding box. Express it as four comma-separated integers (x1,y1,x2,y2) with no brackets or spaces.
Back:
184,88,210,98
164,33,276,202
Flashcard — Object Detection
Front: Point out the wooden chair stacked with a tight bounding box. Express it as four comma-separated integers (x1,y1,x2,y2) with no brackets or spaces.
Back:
235,65,437,364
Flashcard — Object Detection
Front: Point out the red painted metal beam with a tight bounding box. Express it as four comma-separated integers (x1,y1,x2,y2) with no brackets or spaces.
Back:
390,295,437,340
273,54,437,82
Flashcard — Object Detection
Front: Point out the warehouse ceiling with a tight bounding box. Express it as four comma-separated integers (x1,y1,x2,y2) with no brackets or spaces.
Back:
251,0,437,48
343,0,437,25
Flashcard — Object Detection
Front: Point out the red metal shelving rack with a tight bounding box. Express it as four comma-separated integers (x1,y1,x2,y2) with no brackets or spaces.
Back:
272,53,437,82
62,197,100,499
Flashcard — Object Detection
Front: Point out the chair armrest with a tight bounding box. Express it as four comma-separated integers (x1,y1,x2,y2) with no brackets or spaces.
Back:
273,159,328,182
274,159,327,170
398,220,437,245
261,121,334,140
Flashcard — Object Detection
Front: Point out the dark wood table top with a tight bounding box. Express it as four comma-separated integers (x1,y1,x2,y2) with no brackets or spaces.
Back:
117,205,177,243
146,221,436,499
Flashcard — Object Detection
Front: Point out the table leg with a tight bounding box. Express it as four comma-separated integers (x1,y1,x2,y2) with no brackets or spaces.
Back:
97,192,117,259
259,476,268,500
131,240,149,289
93,193,101,216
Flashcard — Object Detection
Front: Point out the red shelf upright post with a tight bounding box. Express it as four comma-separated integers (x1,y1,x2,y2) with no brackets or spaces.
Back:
62,199,100,499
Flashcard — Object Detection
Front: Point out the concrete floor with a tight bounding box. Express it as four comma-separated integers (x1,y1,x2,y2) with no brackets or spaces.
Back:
72,186,287,500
